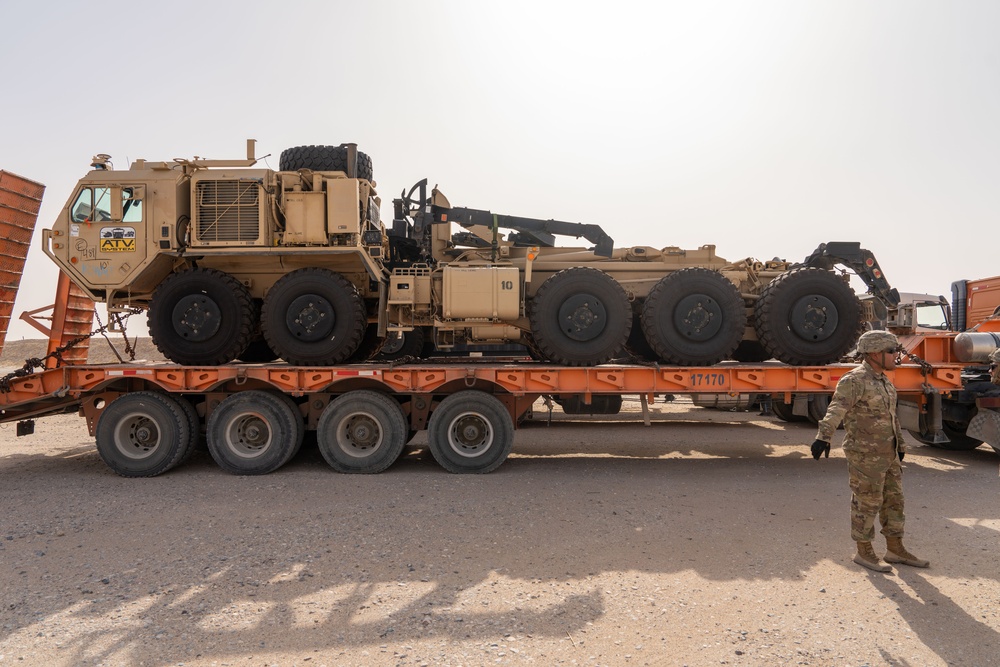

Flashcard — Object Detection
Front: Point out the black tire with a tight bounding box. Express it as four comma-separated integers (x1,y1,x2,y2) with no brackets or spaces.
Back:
807,394,829,424
348,324,386,362
279,145,374,181
624,313,657,361
771,397,807,423
149,268,256,366
754,268,862,366
641,268,746,366
95,392,191,477
316,391,407,473
427,391,514,473
377,327,427,360
238,335,279,363
529,267,631,366
206,391,304,475
175,395,202,462
731,340,771,363
261,268,367,366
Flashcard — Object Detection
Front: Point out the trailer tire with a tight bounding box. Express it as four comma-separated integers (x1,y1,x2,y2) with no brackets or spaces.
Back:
96,392,192,477
754,268,862,365
427,391,514,473
529,267,631,366
261,268,367,366
807,395,830,424
316,391,407,473
770,397,807,423
641,268,745,366
207,391,303,475
279,145,374,181
175,395,202,462
149,268,256,366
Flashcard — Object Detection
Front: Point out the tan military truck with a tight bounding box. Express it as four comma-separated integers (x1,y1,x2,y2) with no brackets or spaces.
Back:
43,141,899,367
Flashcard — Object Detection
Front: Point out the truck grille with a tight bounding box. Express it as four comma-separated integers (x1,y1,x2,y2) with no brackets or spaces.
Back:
195,180,260,242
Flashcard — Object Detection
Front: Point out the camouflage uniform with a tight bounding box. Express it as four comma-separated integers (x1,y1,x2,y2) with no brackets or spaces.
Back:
991,348,1000,386
815,360,905,542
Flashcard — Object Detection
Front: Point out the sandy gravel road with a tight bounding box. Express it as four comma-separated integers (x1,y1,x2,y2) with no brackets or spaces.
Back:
1,389,998,667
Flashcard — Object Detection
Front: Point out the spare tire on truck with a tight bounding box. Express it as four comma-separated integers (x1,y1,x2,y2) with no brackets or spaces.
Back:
279,145,374,181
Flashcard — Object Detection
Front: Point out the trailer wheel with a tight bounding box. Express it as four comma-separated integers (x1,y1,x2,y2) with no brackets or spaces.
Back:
377,327,427,360
641,268,745,366
149,268,256,366
316,391,407,473
427,391,514,473
261,268,367,366
279,145,374,181
175,396,202,462
754,268,862,365
770,397,807,423
95,392,192,477
206,391,304,475
529,267,631,366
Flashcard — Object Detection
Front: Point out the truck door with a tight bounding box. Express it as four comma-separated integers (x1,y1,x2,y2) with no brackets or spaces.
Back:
66,185,146,286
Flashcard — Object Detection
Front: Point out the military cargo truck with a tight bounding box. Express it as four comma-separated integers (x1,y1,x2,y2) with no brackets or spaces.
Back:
42,141,899,368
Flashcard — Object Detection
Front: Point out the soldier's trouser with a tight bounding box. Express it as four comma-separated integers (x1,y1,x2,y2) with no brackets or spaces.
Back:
847,455,904,542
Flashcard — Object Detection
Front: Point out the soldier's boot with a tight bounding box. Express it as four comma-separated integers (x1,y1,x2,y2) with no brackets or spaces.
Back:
884,537,930,568
853,541,892,572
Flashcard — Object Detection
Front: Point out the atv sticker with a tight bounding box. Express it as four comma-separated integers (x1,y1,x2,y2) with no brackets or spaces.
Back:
100,226,136,252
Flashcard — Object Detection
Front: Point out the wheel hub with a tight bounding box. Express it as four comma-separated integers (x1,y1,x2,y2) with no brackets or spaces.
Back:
673,294,723,341
227,414,271,458
172,294,221,342
342,415,381,454
449,413,493,457
286,294,335,341
558,293,607,342
790,295,839,341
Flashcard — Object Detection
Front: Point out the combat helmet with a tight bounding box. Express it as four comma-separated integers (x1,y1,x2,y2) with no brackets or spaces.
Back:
856,330,900,354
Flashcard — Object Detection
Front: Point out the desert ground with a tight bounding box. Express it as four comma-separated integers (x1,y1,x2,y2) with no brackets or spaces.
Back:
0,340,998,667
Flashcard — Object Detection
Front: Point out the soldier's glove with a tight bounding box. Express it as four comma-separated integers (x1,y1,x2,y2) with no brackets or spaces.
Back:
811,439,831,460
898,449,905,462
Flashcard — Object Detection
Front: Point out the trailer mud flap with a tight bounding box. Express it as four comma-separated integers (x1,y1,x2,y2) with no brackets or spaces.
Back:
898,393,948,445
967,409,1000,451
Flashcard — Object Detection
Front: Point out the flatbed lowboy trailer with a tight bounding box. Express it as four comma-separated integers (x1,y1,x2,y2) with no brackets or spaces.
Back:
0,358,965,476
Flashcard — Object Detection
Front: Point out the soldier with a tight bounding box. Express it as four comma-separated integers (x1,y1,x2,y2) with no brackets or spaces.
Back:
990,348,1000,386
810,330,930,572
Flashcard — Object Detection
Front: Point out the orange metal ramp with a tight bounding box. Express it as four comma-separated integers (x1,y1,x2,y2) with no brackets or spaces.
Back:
0,170,45,357
19,272,96,367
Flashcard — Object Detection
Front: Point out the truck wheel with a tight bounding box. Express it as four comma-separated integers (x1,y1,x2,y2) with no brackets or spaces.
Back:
754,268,862,366
207,390,304,475
238,335,280,363
95,392,191,477
529,267,631,366
731,340,771,363
279,145,374,181
377,327,427,360
641,268,745,366
316,391,407,473
149,268,256,366
807,394,830,424
261,268,367,365
347,324,386,362
427,391,514,473
175,395,202,462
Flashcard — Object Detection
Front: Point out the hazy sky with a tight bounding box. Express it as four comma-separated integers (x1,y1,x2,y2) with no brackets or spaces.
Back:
2,0,998,341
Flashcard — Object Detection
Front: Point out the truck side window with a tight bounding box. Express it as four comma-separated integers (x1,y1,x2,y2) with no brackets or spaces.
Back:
71,187,114,222
122,188,143,223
